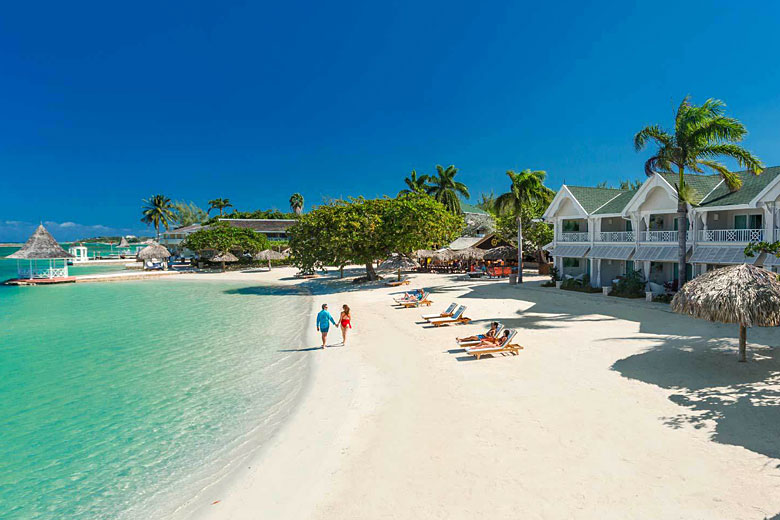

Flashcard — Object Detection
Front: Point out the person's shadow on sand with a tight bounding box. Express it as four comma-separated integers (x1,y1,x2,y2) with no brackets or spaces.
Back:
278,343,344,352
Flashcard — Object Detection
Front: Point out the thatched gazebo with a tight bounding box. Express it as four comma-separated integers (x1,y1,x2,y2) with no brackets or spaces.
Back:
137,243,171,269
116,236,130,249
254,249,286,269
6,224,74,280
671,264,780,362
484,245,519,262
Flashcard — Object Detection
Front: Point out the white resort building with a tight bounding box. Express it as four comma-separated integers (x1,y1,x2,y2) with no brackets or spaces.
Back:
160,219,297,255
543,168,780,290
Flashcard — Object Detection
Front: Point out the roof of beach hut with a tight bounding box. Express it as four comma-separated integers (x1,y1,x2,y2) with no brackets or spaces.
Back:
484,245,518,261
209,251,239,263
116,237,130,248
379,254,418,271
431,249,457,263
6,224,74,259
671,264,780,362
454,247,486,261
254,249,286,261
415,249,435,259
136,243,172,260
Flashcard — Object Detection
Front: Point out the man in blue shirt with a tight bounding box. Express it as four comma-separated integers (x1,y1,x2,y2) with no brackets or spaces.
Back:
316,303,337,348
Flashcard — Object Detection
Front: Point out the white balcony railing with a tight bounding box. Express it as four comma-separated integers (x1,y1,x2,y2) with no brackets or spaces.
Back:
18,267,68,279
698,228,764,243
559,232,590,242
597,231,635,242
640,230,690,242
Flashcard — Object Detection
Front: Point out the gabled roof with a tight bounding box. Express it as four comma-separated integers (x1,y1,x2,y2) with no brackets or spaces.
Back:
658,173,722,205
699,167,780,207
593,189,639,215
565,186,625,213
6,224,74,259
460,202,489,215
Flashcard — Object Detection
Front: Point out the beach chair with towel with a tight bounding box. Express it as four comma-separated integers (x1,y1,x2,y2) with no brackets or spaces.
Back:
421,303,457,321
465,329,522,360
456,323,504,347
393,289,424,303
399,292,432,308
429,305,470,327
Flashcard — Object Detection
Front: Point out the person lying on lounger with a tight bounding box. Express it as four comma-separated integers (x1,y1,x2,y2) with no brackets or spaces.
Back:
457,322,499,343
476,329,511,347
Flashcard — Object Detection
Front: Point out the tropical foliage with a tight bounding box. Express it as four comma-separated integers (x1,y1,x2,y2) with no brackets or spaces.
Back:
288,193,462,280
634,96,763,289
399,170,430,195
595,179,643,190
207,198,234,216
289,193,304,215
140,194,177,241
183,221,270,256
172,200,207,226
426,165,469,213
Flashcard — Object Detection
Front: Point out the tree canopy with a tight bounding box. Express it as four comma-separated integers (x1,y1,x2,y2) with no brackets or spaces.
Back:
288,193,462,279
207,198,234,216
399,170,430,195
289,193,304,215
183,222,270,256
172,200,207,226
426,165,469,213
141,194,176,241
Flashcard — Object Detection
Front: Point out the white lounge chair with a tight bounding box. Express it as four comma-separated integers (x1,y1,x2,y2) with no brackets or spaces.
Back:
394,289,425,303
422,303,457,321
465,329,522,359
429,306,470,327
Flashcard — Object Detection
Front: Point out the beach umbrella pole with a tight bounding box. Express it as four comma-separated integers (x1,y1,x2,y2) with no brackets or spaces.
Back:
739,324,747,362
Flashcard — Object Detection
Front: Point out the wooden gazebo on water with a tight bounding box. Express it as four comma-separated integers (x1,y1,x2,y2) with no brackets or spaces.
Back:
5,224,75,285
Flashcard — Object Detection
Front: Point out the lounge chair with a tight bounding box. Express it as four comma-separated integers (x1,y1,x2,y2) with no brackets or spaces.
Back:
386,276,411,287
429,306,470,327
422,303,457,321
399,295,432,308
465,329,522,359
393,289,424,303
456,323,504,347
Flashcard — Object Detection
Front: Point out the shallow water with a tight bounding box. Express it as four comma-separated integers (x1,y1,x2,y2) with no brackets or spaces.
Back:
0,261,311,519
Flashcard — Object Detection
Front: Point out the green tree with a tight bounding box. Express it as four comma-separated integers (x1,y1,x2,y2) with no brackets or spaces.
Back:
635,96,763,289
183,221,270,257
426,165,469,213
288,194,462,280
477,191,497,215
289,193,304,215
495,169,554,283
140,194,176,241
172,200,208,226
399,170,430,195
207,198,234,216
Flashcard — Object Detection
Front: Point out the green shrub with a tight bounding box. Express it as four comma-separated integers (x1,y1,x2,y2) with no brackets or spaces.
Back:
560,274,601,293
609,269,645,298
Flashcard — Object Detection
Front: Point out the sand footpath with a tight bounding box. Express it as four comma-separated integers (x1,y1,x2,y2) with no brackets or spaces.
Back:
177,267,780,520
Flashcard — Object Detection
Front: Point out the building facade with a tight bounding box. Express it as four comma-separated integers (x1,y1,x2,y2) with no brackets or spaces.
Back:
160,219,297,255
542,168,780,290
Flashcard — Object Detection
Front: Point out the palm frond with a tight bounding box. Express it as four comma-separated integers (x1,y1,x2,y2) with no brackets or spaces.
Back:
700,144,764,174
634,125,673,151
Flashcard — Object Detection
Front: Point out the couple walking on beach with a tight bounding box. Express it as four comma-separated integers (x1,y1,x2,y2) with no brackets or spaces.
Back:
316,303,352,348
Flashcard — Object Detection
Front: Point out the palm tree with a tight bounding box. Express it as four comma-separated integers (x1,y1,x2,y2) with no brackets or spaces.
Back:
496,169,554,283
426,165,469,213
289,193,304,215
634,96,763,289
207,198,233,216
399,170,430,195
141,194,176,241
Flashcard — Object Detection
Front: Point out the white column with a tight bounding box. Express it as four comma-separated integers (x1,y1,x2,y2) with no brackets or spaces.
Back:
642,261,651,283
593,258,602,287
763,203,774,241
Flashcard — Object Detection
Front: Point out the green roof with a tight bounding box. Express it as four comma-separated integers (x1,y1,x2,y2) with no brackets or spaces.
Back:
658,173,722,205
566,186,626,213
460,202,489,215
698,166,780,207
592,188,639,215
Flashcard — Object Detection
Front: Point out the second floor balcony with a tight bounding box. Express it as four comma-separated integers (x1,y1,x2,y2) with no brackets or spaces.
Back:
597,231,634,242
698,228,764,243
559,232,589,242
640,230,690,242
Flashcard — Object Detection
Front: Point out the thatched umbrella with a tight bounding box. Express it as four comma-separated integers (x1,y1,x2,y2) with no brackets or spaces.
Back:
209,251,239,271
136,243,171,261
379,254,418,280
484,245,519,262
7,224,73,260
432,249,455,263
671,264,780,362
254,249,286,269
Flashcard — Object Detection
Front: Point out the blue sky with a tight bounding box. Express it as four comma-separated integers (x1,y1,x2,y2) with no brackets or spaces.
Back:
2,1,780,241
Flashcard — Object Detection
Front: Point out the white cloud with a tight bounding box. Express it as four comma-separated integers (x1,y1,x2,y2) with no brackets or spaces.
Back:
1,220,145,243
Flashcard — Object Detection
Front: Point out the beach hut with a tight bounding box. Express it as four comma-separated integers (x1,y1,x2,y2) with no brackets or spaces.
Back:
484,245,519,261
671,264,780,362
454,247,486,261
6,224,74,281
254,249,286,269
209,251,239,271
136,243,171,270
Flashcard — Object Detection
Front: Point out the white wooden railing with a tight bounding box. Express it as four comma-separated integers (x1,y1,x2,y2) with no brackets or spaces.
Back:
640,230,689,242
597,231,635,242
697,229,764,243
18,267,68,279
559,232,590,242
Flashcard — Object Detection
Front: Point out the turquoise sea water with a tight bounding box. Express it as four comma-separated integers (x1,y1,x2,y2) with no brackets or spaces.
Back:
0,248,311,519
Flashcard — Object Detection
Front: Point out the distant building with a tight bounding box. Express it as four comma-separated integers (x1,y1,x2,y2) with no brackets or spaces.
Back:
160,218,297,254
461,203,495,237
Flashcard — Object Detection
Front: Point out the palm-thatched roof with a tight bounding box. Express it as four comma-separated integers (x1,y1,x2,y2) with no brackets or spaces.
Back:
116,237,130,248
432,249,456,263
453,247,485,261
210,251,239,263
6,225,73,259
379,254,418,271
136,243,172,260
484,246,518,261
671,264,780,327
415,249,435,259
254,249,286,261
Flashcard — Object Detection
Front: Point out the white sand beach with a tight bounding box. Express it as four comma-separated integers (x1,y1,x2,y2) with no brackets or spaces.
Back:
175,267,780,520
